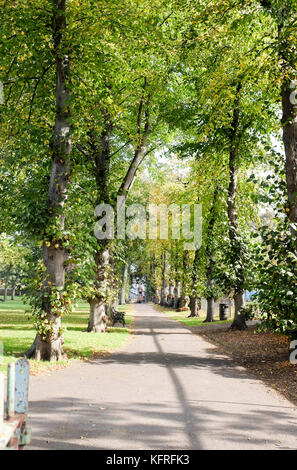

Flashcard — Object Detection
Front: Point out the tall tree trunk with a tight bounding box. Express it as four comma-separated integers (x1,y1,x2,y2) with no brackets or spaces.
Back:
88,80,151,330
206,295,215,323
189,296,200,317
88,242,109,332
281,79,297,226
178,251,189,309
88,299,107,333
106,252,119,317
35,0,72,361
189,249,200,317
119,78,151,197
168,283,174,307
3,284,8,302
282,81,297,225
227,84,247,331
173,246,180,309
120,263,129,305
161,251,167,306
260,2,297,224
11,279,17,301
204,187,218,323
3,264,12,302
151,254,159,303
88,113,112,333
173,281,180,309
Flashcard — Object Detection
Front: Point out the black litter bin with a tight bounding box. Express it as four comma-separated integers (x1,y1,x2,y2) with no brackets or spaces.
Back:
219,303,229,321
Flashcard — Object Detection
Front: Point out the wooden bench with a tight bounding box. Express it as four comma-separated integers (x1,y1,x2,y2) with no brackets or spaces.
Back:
0,359,31,450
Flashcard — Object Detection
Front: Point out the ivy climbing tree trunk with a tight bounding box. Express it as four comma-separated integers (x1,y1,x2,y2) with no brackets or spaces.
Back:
259,3,297,227
88,115,112,333
88,242,110,332
227,83,247,331
35,0,72,361
173,281,180,309
151,254,160,304
204,187,218,323
168,282,174,307
279,28,297,226
282,79,297,226
189,249,200,317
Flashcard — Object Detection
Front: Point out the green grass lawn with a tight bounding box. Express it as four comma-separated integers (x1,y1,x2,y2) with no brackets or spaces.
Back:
0,297,134,375
155,304,232,327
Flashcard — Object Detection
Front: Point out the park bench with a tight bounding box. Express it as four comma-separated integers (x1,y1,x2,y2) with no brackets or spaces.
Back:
110,308,126,327
0,358,31,450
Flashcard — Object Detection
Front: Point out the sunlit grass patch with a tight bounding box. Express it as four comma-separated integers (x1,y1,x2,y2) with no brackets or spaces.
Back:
154,304,232,327
0,298,134,375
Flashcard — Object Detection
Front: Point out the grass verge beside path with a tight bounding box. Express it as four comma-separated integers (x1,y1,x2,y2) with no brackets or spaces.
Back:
154,304,232,327
0,298,134,376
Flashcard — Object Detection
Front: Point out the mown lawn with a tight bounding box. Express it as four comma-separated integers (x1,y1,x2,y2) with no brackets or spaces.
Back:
0,298,134,375
155,304,232,327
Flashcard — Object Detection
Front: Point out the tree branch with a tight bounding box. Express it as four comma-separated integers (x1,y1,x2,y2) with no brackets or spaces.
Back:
159,12,173,27
27,62,54,123
110,140,131,158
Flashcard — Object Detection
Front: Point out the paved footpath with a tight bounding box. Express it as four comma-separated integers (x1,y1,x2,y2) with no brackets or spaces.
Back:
28,304,297,450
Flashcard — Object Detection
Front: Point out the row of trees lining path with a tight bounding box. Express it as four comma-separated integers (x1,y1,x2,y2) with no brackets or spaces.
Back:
0,0,296,360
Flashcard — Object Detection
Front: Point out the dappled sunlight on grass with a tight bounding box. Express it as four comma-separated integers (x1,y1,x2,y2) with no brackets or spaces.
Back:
154,304,232,327
0,297,134,375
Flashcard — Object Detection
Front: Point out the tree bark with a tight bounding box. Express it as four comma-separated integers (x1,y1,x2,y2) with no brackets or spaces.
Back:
24,335,38,359
204,187,218,323
106,252,119,317
150,254,159,303
167,283,174,307
87,110,112,332
260,2,297,225
35,0,72,361
189,296,200,317
230,291,246,330
161,251,167,306
88,298,107,333
173,281,180,309
188,245,200,317
227,84,247,331
206,295,215,323
120,263,129,305
282,81,297,225
11,280,17,301
88,243,110,332
3,284,8,302
178,251,189,309
88,80,151,330
119,78,151,197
